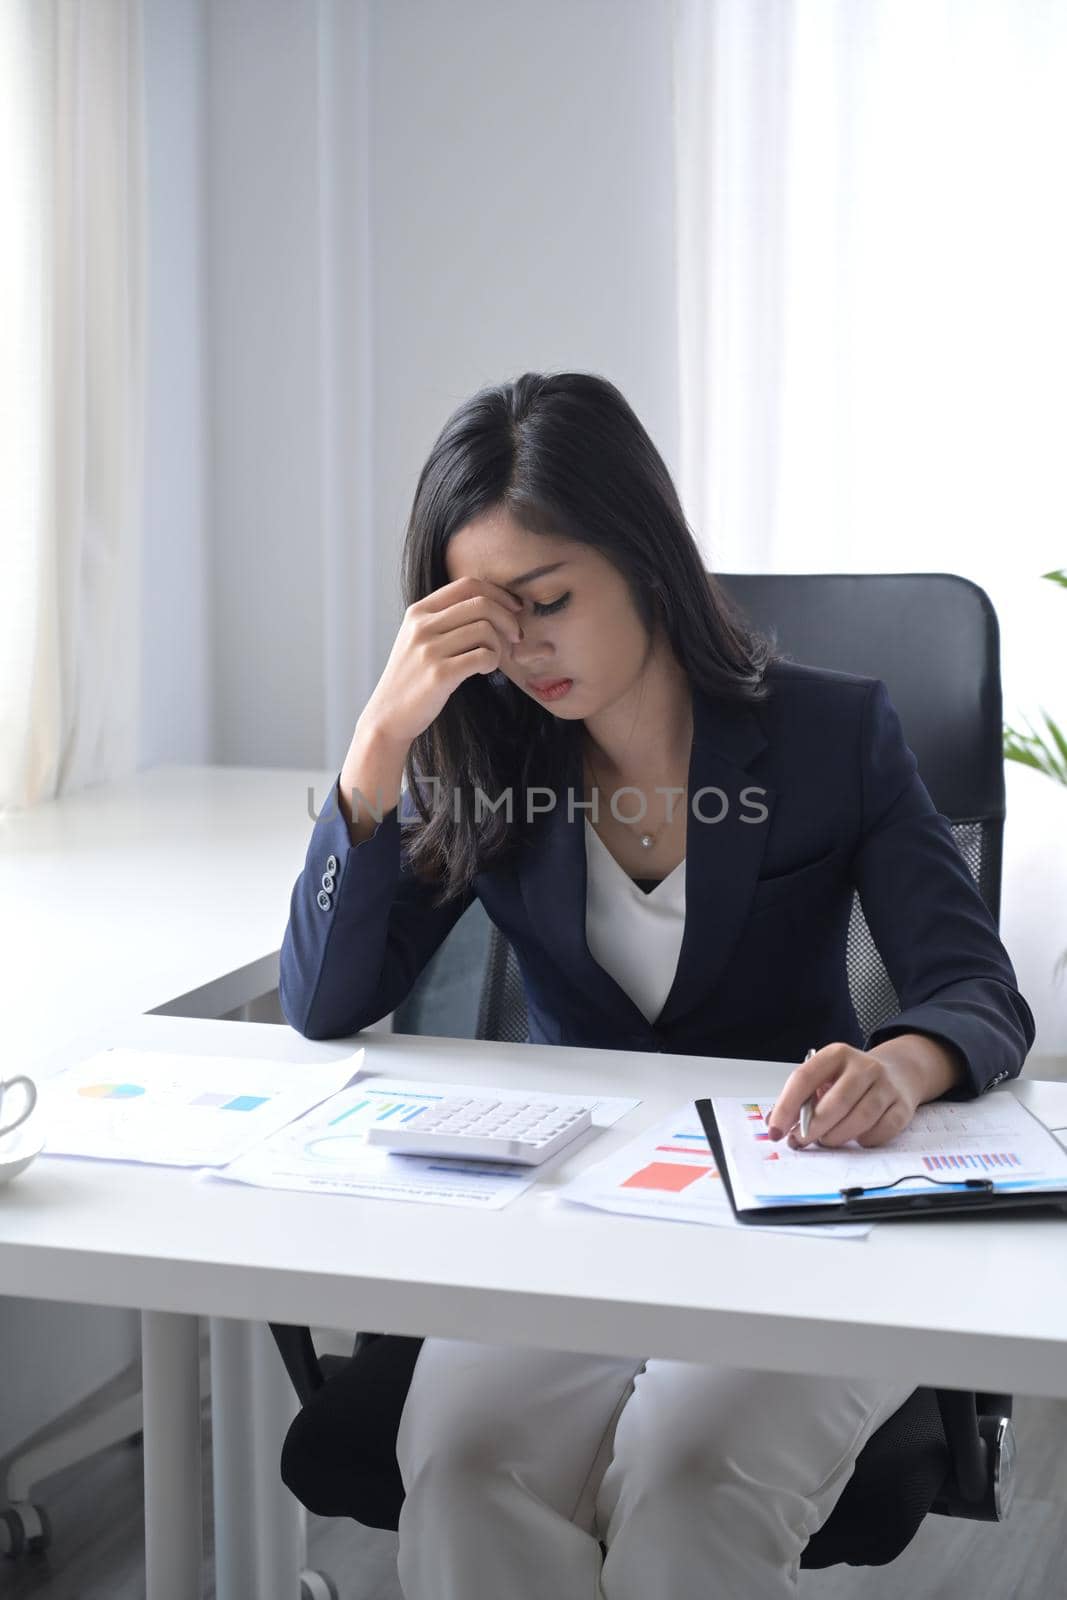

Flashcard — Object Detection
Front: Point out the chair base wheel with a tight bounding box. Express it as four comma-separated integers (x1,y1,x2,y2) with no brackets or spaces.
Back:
935,1415,1017,1523
983,1414,1017,1521
1,1503,52,1558
300,1569,339,1600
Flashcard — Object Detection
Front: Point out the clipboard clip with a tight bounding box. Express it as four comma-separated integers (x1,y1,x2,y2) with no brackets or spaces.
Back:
839,1172,995,1200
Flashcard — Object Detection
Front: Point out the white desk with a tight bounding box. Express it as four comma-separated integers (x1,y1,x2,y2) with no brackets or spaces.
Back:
5,1012,1067,1599
0,763,341,1065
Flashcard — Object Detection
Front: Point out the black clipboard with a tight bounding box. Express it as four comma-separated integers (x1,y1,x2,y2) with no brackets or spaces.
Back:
695,1097,1067,1225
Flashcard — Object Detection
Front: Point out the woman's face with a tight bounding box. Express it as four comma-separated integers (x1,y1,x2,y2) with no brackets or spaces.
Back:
444,508,657,719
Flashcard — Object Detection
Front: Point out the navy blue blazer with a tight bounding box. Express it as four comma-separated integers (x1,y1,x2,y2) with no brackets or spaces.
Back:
279,660,1035,1100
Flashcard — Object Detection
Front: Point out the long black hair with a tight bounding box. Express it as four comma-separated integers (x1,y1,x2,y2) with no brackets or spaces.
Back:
397,370,778,906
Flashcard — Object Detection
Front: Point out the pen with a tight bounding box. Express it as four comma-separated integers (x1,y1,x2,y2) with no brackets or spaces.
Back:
798,1047,819,1140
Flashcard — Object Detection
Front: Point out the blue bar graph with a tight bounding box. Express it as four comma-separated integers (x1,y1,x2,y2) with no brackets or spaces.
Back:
329,1099,369,1126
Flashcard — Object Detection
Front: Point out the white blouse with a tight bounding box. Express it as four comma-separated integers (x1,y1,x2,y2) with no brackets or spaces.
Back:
583,818,686,1025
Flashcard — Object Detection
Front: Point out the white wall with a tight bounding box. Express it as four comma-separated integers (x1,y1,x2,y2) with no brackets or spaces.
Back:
0,1301,141,1465
140,0,210,768
367,0,680,650
192,0,678,770
204,0,333,769
135,0,685,762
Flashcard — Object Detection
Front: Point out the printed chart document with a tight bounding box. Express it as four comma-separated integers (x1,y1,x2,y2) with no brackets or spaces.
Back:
38,1047,366,1168
207,1078,641,1209
555,1103,869,1238
708,1091,1067,1217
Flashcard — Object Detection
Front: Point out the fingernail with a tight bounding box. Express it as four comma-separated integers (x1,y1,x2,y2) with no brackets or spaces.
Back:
768,1126,782,1141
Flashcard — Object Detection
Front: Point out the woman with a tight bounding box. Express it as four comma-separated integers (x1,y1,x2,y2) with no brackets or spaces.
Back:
278,371,1035,1599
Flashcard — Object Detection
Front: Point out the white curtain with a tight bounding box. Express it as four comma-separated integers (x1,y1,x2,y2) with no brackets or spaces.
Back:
672,0,1067,726
0,0,144,812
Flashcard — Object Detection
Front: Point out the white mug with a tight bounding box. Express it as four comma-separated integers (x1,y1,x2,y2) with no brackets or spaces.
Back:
0,1075,38,1143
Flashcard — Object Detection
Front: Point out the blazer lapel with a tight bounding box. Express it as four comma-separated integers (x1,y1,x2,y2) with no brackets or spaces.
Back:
656,685,776,1028
517,682,777,1035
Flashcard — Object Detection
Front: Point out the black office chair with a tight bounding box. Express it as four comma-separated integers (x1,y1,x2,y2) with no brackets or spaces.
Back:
271,573,1017,1570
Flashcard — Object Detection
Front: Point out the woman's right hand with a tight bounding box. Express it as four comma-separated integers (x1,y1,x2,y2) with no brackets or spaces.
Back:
362,576,525,749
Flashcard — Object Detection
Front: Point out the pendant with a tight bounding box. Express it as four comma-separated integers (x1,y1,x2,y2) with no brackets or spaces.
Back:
639,833,655,849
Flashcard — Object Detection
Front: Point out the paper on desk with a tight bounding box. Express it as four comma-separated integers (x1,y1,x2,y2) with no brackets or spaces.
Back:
554,1103,870,1238
37,1047,366,1168
712,1090,1067,1212
203,1079,640,1209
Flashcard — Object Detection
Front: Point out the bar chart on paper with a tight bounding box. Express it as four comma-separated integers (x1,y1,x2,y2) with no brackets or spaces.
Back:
708,1091,1067,1211
305,1090,444,1163
38,1047,363,1167
209,1079,640,1210
922,1151,1023,1172
710,1100,1034,1184
556,1103,870,1238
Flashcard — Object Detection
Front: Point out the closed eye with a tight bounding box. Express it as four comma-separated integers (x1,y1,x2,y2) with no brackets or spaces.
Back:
531,593,570,617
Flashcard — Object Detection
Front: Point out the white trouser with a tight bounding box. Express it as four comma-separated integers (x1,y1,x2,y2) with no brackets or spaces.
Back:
394,1337,916,1600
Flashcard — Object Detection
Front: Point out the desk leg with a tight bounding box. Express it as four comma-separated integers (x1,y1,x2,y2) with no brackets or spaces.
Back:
209,1318,304,1600
209,1319,257,1600
250,1323,304,1595
141,1310,203,1600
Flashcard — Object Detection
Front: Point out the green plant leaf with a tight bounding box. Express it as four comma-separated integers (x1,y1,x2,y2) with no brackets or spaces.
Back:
1043,712,1067,774
1002,567,1066,786
1028,711,1067,783
1003,715,1067,785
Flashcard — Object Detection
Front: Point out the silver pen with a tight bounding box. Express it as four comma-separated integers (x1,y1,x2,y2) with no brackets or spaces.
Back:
798,1047,819,1140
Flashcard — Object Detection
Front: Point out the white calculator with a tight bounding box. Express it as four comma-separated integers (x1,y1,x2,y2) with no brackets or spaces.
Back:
365,1095,595,1166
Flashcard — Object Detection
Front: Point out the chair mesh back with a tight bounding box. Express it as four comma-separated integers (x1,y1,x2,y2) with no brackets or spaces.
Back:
476,924,529,1043
847,818,994,1039
477,818,1000,1047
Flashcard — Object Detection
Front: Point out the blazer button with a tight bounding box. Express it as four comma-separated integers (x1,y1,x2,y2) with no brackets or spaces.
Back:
321,871,335,893
325,854,338,875
317,889,332,911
